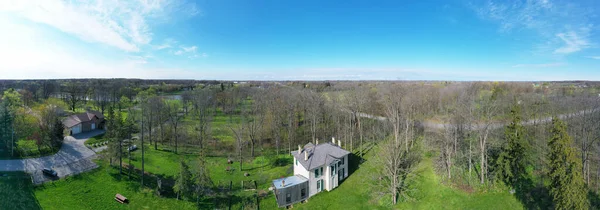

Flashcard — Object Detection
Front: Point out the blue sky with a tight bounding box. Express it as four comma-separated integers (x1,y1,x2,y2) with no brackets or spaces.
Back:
0,0,599,80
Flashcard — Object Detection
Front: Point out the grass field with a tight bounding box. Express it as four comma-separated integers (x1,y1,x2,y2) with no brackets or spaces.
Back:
125,142,292,209
294,145,524,210
34,162,196,210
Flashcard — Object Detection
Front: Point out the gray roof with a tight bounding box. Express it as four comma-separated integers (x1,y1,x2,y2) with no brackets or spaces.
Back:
291,142,350,171
272,175,308,190
62,111,104,128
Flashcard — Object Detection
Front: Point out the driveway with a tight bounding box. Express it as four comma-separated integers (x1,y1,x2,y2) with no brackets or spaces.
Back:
0,130,105,183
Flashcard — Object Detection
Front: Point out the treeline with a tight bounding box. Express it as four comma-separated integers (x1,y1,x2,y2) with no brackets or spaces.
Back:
0,89,64,158
2,79,599,208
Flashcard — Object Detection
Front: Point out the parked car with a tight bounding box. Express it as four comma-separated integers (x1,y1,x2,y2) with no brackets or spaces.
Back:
42,168,58,177
128,145,138,151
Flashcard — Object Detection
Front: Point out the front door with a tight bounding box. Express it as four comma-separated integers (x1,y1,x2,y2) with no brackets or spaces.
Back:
339,169,343,181
91,123,96,130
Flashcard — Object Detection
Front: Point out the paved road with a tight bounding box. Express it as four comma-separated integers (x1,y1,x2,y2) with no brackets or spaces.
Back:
355,108,600,130
0,130,104,183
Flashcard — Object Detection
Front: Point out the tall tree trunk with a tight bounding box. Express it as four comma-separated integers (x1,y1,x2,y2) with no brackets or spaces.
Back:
141,106,145,187
175,124,178,154
251,138,255,158
479,134,486,184
469,137,472,178
119,139,122,175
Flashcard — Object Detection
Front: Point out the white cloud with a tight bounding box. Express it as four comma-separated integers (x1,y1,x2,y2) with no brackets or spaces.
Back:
172,45,205,59
0,0,191,52
474,0,595,55
585,56,600,60
185,3,200,17
156,38,177,49
512,62,565,68
554,30,590,54
182,46,197,53
0,12,200,79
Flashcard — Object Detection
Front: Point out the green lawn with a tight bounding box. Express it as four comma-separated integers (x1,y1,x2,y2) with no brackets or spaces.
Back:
295,147,524,210
123,145,292,209
395,158,523,210
34,163,196,210
181,108,243,146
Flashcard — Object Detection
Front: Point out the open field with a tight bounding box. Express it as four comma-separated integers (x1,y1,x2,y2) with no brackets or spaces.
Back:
34,162,196,210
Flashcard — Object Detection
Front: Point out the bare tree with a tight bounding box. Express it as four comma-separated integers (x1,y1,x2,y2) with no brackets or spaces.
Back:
192,89,215,149
63,82,83,111
376,138,420,204
229,121,245,171
243,89,266,158
379,84,404,145
303,90,323,144
167,101,182,153
475,90,500,184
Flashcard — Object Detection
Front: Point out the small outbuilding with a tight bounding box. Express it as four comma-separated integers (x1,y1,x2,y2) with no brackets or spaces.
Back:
272,175,309,208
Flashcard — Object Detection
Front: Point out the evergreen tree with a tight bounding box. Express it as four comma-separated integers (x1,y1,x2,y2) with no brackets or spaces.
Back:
547,118,588,210
105,105,122,171
497,102,530,186
0,102,14,157
174,160,193,200
51,117,64,149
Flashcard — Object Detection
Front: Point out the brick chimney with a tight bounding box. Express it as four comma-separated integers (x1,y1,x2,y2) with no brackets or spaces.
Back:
281,179,285,187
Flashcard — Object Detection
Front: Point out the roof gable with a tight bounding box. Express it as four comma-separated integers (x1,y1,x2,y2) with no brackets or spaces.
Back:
291,142,350,171
62,110,104,128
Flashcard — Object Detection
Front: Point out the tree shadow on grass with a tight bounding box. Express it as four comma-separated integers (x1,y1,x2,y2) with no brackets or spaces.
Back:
0,173,42,210
513,178,553,210
588,190,600,209
347,153,365,179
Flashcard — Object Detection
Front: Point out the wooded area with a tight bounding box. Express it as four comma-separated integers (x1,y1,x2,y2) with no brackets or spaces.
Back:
1,79,599,209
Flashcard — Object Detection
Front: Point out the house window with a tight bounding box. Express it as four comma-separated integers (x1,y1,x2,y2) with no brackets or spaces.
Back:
295,159,298,166
315,167,323,178
317,180,323,192
286,193,291,203
301,188,306,198
331,164,336,176
338,158,344,167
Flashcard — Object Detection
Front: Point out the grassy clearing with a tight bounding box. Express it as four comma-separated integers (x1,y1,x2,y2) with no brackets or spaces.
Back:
128,143,292,188
395,158,523,210
181,108,243,146
120,141,292,209
0,172,41,210
295,146,524,210
34,162,196,210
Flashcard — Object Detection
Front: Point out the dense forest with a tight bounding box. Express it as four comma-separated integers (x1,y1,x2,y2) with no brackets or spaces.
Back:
1,79,599,209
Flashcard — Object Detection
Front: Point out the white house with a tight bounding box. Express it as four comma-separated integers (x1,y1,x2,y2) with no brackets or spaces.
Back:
272,138,350,207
